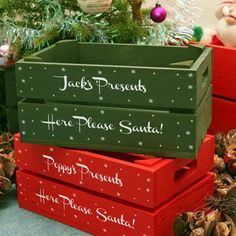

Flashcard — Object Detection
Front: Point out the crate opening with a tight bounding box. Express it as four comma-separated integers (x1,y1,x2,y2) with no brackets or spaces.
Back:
26,41,205,68
174,160,197,182
88,150,155,163
202,67,209,88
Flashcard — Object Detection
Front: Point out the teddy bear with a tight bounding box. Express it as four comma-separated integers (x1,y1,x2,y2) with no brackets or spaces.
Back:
201,0,236,47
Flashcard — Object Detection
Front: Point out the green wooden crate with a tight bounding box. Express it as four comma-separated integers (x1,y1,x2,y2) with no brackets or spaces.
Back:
0,65,19,107
18,86,212,159
16,40,212,110
0,105,19,134
0,65,19,133
0,104,7,132
16,41,212,158
6,107,19,133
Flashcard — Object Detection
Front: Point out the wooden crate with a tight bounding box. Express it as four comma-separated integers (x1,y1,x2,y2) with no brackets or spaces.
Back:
16,40,212,110
6,107,19,133
0,105,19,134
0,104,7,132
211,44,236,100
16,41,212,158
0,65,20,133
208,96,236,134
14,134,214,209
0,65,19,107
17,170,214,236
17,86,211,159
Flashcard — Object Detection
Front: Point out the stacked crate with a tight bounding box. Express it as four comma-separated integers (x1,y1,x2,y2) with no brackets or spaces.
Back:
0,65,19,133
207,45,236,134
15,40,214,236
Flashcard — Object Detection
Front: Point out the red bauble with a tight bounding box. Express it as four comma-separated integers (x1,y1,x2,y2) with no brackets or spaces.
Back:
150,3,167,23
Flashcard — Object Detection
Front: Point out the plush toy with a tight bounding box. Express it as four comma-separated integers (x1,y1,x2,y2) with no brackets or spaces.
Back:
201,0,236,47
215,0,236,46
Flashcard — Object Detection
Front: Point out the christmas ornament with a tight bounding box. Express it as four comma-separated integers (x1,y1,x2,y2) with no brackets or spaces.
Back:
0,132,16,199
0,41,10,65
77,0,112,14
150,2,167,23
0,40,16,66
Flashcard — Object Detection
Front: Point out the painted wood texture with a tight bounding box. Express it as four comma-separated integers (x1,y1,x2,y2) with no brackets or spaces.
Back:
16,40,212,110
17,170,214,236
6,107,19,133
0,65,19,106
17,87,211,159
208,96,236,134
211,44,236,100
14,133,214,208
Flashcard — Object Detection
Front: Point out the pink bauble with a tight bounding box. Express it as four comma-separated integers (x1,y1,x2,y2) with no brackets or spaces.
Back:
150,4,167,23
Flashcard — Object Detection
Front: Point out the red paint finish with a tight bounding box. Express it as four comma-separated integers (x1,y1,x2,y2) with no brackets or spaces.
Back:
208,96,236,134
15,134,214,209
211,44,236,100
17,170,214,236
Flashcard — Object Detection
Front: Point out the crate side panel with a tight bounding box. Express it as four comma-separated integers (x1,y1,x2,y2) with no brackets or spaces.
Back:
208,96,236,134
4,65,20,106
196,48,212,107
211,45,236,100
17,170,156,236
17,170,214,236
6,107,19,133
154,134,214,204
16,63,202,110
155,173,214,236
18,101,202,158
196,86,212,150
16,42,211,110
14,134,214,208
14,135,155,208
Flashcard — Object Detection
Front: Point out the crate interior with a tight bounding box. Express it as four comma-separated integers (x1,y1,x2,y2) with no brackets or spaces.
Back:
26,41,204,68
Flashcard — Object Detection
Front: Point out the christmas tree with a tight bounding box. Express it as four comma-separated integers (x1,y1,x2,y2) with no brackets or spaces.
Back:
0,0,200,58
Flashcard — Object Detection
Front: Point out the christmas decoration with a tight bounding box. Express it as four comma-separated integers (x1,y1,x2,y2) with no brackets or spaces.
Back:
0,0,201,57
215,0,236,47
0,132,16,199
200,0,236,47
174,129,236,236
0,0,148,57
150,3,167,23
144,0,200,46
0,40,17,66
214,129,236,178
77,0,112,14
192,26,204,42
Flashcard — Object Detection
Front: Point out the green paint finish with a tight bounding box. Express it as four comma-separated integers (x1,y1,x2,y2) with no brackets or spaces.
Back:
18,87,212,159
0,65,20,107
16,40,212,110
6,107,19,133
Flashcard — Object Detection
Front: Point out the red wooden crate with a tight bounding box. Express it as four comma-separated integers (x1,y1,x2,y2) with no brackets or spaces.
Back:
208,96,236,134
17,170,214,236
211,44,236,100
15,134,214,209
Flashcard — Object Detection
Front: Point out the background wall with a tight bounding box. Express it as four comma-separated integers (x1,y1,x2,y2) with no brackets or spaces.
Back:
143,0,219,28
196,0,218,27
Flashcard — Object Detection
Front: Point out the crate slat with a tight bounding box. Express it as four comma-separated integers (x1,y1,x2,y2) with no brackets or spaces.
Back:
17,170,214,236
14,134,214,208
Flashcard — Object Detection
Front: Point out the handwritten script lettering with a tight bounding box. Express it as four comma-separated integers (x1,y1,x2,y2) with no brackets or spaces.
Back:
35,189,136,229
40,114,164,135
53,75,147,95
42,154,123,187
